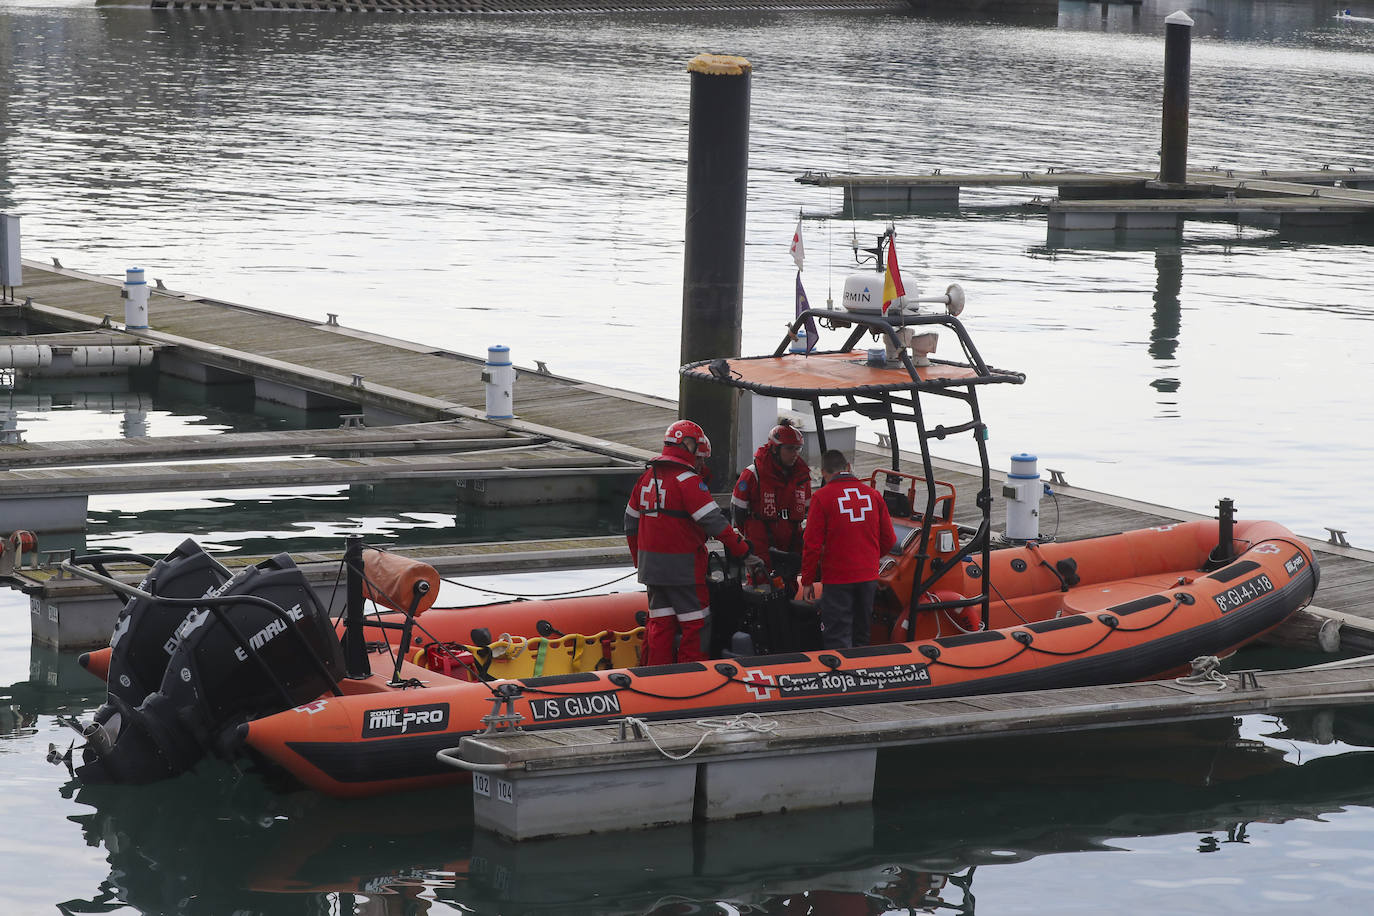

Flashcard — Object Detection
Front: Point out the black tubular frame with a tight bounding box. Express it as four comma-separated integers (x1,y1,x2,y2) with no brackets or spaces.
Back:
682,308,1026,629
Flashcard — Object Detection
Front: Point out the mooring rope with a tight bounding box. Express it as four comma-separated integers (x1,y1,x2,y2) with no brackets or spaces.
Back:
439,569,638,599
1175,654,1228,691
619,712,779,762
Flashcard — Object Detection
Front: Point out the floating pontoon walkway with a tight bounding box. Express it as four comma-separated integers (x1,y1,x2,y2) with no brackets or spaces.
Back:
449,655,1374,839
4,260,669,464
0,440,634,497
797,167,1374,231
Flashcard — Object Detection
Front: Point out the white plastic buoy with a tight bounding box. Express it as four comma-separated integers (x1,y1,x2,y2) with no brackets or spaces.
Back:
70,345,154,368
123,267,149,329
483,345,515,419
1004,452,1042,542
789,327,808,354
0,344,52,369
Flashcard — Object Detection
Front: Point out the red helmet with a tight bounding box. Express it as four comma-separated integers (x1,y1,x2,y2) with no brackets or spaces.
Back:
664,419,705,450
769,422,804,448
696,434,712,459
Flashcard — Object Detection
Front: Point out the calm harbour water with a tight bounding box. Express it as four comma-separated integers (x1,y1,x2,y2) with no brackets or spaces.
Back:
4,0,1374,913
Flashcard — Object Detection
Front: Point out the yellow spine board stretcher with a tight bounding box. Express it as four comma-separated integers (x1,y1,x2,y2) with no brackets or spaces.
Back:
413,628,645,679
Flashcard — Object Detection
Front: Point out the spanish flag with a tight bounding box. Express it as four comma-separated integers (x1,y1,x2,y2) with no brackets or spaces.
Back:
881,236,906,316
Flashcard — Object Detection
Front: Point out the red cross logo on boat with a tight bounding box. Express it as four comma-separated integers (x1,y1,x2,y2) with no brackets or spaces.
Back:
1253,543,1281,554
744,669,775,699
838,487,872,522
294,699,329,715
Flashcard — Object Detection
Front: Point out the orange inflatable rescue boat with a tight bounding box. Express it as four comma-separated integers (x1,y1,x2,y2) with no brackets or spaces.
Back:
61,231,1318,797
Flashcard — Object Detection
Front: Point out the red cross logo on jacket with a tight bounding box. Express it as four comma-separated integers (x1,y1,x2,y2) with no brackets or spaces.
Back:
837,487,872,522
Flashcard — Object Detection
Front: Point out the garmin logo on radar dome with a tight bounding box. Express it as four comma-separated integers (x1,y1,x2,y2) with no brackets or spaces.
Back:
844,286,873,306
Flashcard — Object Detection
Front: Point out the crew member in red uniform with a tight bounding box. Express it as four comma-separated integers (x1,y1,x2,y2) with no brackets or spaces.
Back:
625,420,755,664
801,449,896,649
693,433,713,486
731,420,812,558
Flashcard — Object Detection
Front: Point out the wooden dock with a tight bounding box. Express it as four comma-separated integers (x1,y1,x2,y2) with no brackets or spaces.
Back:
796,167,1374,231
3,259,1374,656
448,656,1374,839
6,261,670,461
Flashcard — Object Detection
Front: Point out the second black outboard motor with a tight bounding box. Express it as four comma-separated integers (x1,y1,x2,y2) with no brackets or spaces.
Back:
715,548,821,656
77,553,345,785
104,538,233,709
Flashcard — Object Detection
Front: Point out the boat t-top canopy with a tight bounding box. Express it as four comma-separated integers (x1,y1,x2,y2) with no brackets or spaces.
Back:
681,308,1024,400
682,302,1026,618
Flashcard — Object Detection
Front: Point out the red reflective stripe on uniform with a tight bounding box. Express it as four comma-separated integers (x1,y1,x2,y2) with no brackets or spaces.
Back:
648,606,676,618
677,608,709,622
690,501,717,521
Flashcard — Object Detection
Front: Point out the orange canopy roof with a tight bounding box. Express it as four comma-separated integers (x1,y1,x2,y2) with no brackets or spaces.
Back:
682,350,1019,397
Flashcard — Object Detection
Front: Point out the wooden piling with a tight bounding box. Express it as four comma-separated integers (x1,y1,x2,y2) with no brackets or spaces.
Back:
1159,11,1194,185
679,53,751,482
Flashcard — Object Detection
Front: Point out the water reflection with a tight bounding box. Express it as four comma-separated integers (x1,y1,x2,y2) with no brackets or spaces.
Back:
47,708,1374,915
1149,248,1181,399
83,482,623,557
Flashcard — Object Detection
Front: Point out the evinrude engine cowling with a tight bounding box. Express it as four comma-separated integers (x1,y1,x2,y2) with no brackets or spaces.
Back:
105,538,233,710
78,553,345,785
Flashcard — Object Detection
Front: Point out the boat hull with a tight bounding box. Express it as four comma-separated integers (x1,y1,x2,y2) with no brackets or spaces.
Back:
242,519,1318,797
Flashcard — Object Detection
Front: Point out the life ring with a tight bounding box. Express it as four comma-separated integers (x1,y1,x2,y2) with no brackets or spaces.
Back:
930,589,982,631
892,590,981,639
6,530,36,555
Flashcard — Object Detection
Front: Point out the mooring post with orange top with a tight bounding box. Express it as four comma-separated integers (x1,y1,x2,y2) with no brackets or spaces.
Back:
1159,10,1194,185
680,53,751,484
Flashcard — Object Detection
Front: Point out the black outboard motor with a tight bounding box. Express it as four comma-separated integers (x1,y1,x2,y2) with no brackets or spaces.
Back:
78,553,345,785
104,538,233,709
719,548,821,656
707,552,747,657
